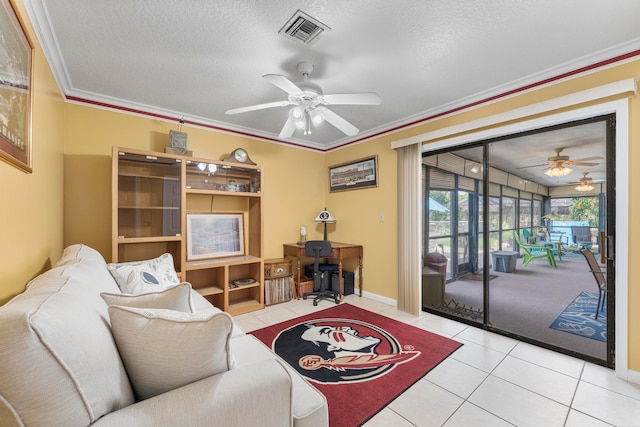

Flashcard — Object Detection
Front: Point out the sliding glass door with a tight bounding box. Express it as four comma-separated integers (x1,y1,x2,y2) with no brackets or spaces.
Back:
422,115,615,366
422,147,484,323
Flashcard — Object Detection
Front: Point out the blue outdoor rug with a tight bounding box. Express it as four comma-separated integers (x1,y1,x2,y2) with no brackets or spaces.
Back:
550,291,606,342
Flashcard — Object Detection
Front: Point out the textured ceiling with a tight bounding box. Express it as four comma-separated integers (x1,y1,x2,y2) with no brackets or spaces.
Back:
24,0,640,153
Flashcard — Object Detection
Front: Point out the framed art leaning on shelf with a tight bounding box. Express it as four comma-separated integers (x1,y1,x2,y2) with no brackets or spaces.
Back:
186,213,245,260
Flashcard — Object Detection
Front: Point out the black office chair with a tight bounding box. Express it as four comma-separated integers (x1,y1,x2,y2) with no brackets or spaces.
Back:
303,240,340,306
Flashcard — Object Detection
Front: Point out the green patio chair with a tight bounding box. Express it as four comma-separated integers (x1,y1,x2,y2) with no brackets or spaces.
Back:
522,228,563,261
514,233,557,268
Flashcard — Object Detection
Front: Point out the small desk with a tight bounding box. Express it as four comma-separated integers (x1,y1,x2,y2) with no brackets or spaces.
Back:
283,242,363,300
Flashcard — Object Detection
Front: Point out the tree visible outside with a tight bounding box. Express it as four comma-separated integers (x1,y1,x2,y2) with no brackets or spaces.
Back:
568,197,599,227
551,197,599,226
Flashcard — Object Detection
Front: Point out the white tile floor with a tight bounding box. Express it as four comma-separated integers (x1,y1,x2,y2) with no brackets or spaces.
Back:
233,294,640,427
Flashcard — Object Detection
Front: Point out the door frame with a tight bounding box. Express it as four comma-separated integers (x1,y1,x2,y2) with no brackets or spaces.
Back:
412,97,630,379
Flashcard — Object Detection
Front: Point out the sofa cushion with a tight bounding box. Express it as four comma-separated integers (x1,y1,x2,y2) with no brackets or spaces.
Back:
231,335,328,426
190,290,246,338
0,245,135,427
101,282,194,312
107,253,180,294
108,306,235,400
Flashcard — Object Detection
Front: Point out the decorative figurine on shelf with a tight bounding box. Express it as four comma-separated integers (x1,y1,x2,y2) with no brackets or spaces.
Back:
297,226,307,245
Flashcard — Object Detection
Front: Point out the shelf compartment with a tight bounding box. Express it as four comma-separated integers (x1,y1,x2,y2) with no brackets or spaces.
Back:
229,281,260,292
115,240,182,271
196,285,224,296
185,255,261,270
185,160,261,194
186,268,226,293
228,297,263,316
117,154,182,238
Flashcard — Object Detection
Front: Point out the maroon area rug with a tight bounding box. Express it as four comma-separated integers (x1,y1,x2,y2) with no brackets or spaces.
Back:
249,303,462,427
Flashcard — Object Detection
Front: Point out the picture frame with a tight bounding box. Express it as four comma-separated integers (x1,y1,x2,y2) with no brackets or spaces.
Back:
0,0,33,172
186,213,245,260
329,155,378,192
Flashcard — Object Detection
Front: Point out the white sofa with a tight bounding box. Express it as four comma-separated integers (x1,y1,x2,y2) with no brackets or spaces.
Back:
0,244,328,427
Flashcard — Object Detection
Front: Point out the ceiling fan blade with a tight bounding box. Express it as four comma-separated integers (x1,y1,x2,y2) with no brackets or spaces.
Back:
569,161,600,167
572,156,604,162
263,74,303,95
318,106,359,136
515,163,548,169
279,116,296,138
225,100,291,115
321,92,382,105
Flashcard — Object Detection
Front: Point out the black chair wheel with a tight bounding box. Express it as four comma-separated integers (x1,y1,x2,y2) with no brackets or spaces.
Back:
313,300,318,306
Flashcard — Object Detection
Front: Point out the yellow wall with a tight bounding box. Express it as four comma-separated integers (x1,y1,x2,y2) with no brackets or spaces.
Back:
0,0,65,305
1,0,638,372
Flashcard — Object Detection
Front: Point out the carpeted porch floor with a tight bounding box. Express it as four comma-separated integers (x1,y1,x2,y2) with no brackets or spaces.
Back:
436,255,606,360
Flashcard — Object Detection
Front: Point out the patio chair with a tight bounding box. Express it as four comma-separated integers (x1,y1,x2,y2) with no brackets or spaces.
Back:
571,226,593,249
514,233,557,268
522,229,563,261
580,248,607,320
522,229,536,243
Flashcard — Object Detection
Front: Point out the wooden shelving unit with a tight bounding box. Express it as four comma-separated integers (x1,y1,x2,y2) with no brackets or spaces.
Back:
112,146,264,315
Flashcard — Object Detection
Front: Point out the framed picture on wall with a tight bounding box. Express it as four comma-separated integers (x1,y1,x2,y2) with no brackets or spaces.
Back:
186,213,245,260
329,155,378,192
0,0,33,172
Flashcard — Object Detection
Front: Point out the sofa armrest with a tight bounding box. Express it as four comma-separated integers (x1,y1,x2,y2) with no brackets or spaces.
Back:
92,359,293,427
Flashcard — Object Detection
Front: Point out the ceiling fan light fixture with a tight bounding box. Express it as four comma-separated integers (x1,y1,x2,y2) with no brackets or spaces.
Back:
575,183,595,192
545,166,572,177
290,106,304,120
294,118,306,130
309,108,324,126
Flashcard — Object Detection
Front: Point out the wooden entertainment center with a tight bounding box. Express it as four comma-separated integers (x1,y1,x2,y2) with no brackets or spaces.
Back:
111,147,264,315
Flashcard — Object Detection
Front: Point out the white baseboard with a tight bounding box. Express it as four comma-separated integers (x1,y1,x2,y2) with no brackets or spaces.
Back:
624,368,640,385
360,290,397,307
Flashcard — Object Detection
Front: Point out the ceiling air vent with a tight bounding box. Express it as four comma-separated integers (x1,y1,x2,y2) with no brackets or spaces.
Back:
279,10,330,46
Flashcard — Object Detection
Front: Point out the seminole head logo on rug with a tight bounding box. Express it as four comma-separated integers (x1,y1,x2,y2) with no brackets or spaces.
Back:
272,317,420,384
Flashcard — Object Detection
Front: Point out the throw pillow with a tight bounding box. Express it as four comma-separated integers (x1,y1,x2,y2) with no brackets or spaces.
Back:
108,306,235,400
100,282,194,313
107,253,180,294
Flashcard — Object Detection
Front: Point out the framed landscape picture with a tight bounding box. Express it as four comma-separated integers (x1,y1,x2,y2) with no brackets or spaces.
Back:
329,155,378,192
0,0,33,172
186,213,245,260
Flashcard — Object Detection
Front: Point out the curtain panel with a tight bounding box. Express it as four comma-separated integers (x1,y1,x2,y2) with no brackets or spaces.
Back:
396,143,422,315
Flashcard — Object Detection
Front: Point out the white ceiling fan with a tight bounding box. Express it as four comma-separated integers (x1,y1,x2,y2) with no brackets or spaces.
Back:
225,62,381,138
516,147,602,177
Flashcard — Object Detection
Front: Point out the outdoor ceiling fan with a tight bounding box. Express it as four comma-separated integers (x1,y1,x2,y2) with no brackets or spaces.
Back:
516,147,602,177
568,172,604,192
225,62,381,138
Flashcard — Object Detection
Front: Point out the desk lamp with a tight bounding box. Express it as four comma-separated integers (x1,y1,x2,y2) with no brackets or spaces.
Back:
314,208,335,241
